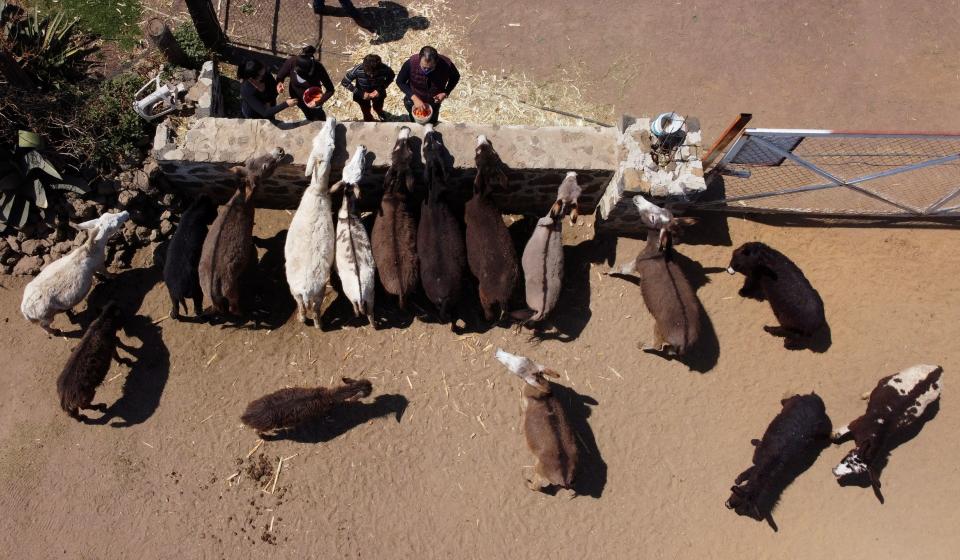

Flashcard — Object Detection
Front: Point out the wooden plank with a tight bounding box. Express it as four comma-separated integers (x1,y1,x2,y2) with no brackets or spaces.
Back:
701,113,752,172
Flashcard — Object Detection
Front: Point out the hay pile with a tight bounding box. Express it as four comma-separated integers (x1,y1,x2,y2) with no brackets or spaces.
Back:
323,0,615,127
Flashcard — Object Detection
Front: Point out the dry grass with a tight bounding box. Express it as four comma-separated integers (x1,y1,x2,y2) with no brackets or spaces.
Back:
323,0,614,127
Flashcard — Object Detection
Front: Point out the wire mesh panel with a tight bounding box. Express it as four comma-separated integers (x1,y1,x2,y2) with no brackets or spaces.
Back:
214,0,320,56
699,130,960,217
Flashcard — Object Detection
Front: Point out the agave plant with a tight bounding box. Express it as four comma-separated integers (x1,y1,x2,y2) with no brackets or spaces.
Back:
1,4,97,89
0,131,90,232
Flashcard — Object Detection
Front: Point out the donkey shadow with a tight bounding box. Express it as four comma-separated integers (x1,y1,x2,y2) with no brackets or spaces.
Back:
212,230,296,331
264,394,409,443
533,383,606,499
832,400,940,504
79,267,170,427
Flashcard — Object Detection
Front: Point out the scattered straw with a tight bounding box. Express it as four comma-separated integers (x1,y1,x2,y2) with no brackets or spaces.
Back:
246,439,264,459
265,457,283,494
324,0,614,126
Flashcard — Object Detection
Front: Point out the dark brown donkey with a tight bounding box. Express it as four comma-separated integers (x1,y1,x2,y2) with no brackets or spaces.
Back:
199,148,285,317
372,127,419,310
466,135,518,321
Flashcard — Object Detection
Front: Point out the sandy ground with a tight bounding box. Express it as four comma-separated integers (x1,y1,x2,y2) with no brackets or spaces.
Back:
3,1,960,559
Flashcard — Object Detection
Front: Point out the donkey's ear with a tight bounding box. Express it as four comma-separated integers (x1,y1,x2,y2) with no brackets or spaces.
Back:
540,368,561,379
673,217,698,227
329,181,344,193
341,377,356,384
228,165,247,179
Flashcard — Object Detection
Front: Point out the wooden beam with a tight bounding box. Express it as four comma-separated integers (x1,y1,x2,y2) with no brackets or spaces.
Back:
701,113,752,172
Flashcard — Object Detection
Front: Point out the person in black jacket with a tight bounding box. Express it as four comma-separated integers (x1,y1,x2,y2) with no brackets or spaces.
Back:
340,54,395,122
238,59,297,121
276,46,336,121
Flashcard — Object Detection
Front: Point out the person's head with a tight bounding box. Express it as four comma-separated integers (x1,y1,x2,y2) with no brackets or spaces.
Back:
362,54,381,75
419,46,438,73
238,59,266,83
296,56,315,77
296,45,319,76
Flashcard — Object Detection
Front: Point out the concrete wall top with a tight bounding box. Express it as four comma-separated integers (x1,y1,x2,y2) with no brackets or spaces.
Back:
167,118,618,172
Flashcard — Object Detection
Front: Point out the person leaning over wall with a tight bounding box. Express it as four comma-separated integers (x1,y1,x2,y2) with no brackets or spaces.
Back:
276,46,336,122
395,45,460,125
340,54,396,122
237,59,298,121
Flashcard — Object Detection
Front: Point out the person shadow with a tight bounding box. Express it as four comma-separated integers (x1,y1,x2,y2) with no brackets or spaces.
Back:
550,382,607,498
832,400,941,504
358,1,430,45
262,394,409,443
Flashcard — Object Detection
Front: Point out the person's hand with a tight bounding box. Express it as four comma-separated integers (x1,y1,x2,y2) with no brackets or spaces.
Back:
286,98,298,107
433,92,447,103
306,100,319,108
276,82,285,94
368,90,380,99
412,95,427,110
362,92,371,100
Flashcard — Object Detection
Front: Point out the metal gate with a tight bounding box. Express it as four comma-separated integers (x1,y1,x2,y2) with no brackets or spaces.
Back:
697,129,960,218
186,0,319,59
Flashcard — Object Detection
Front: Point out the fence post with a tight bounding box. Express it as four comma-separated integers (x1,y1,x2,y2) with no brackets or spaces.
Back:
185,0,227,53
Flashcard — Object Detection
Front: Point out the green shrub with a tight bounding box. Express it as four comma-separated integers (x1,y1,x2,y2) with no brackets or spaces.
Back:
32,0,143,51
172,21,210,70
2,4,98,89
78,73,156,169
0,135,91,233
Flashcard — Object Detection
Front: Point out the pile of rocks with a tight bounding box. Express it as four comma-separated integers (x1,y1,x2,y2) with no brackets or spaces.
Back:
1,158,188,277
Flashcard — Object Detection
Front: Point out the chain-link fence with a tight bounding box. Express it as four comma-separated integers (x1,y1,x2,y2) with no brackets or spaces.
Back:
211,0,320,57
698,130,960,217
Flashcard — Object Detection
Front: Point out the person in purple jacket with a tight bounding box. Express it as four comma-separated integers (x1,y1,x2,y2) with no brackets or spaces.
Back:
395,46,460,124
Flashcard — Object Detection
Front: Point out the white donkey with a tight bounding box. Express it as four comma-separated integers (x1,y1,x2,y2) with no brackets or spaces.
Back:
285,119,337,327
21,211,130,333
332,145,376,322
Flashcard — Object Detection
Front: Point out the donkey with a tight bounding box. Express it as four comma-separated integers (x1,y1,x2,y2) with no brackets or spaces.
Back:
332,145,376,322
199,148,285,317
372,127,419,310
417,124,466,322
466,135,518,321
495,349,578,494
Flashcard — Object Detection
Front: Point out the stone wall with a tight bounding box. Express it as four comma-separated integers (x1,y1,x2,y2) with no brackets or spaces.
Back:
154,118,618,215
595,115,707,234
183,61,223,119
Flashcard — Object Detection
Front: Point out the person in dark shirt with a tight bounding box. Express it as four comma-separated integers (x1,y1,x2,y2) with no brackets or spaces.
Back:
276,46,336,121
395,46,460,124
238,59,297,121
340,54,395,122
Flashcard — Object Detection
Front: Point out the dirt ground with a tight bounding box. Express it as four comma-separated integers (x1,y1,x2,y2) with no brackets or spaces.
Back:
3,1,960,559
